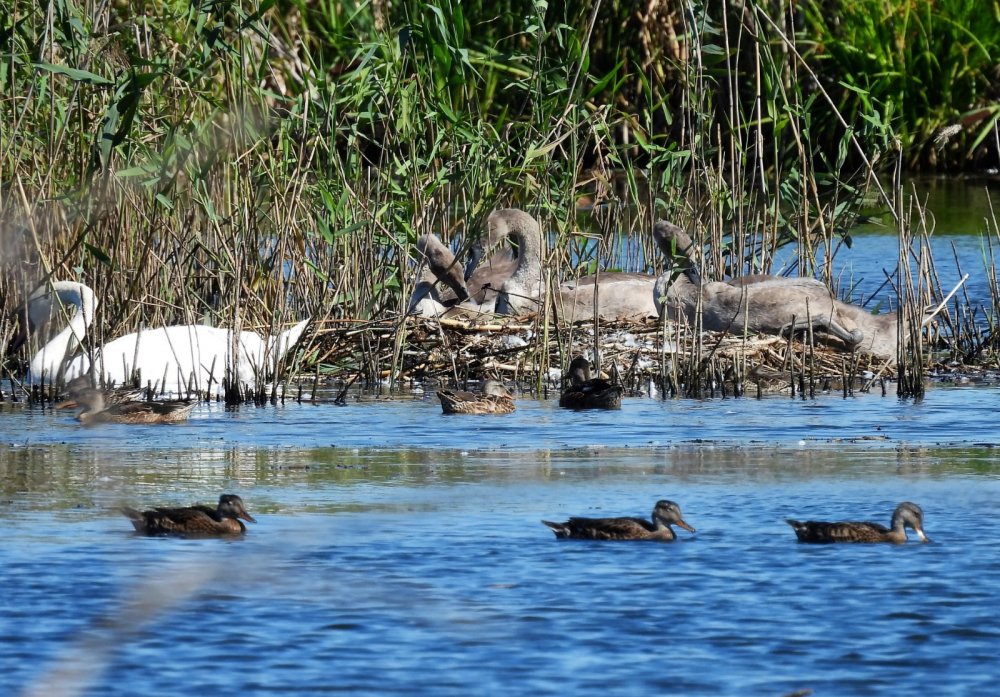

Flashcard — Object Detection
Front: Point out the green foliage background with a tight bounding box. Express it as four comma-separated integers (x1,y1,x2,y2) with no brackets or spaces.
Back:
0,0,996,381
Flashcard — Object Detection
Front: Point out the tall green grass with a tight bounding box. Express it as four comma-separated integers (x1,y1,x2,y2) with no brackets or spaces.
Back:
800,0,1000,171
0,0,988,399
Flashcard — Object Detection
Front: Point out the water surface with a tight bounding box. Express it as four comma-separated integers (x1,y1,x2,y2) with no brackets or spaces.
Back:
4,176,1000,695
3,387,1000,695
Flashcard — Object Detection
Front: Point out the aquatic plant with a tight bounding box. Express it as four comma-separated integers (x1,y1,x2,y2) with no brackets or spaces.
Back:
0,0,987,401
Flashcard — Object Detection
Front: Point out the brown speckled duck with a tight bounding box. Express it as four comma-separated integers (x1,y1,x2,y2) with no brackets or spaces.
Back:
543,499,695,541
437,380,515,414
786,501,929,544
61,375,148,405
69,387,195,424
122,494,256,535
558,356,623,410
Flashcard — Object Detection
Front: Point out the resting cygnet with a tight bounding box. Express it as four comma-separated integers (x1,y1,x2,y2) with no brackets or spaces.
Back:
652,221,899,360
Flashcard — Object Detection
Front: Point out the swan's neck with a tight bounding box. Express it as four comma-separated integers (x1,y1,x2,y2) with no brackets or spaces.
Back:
265,319,309,366
29,284,96,380
506,224,542,289
497,213,543,314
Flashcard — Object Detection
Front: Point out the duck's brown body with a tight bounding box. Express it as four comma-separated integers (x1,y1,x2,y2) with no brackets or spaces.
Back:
69,387,195,424
558,356,623,410
786,502,928,544
63,376,147,405
543,500,695,541
122,494,256,535
437,380,515,414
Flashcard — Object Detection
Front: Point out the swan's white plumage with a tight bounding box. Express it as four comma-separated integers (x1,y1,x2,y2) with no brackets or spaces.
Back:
21,281,309,395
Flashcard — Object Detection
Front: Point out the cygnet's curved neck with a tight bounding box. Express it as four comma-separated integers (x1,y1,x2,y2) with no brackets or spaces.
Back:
652,221,701,284
494,209,543,314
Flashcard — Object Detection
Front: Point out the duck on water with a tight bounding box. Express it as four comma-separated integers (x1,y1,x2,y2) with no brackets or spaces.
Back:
121,494,257,535
543,500,696,541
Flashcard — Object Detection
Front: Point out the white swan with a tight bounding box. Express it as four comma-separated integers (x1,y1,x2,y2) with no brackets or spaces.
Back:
12,281,310,394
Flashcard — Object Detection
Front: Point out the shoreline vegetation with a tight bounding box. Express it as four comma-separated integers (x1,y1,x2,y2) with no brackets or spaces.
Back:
1,1,999,403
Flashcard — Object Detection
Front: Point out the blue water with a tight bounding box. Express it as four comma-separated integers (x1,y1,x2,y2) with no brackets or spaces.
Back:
2,381,999,451
3,386,1000,695
4,175,1000,695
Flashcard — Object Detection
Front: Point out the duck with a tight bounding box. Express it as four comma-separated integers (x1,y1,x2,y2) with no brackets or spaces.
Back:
558,356,623,409
786,501,929,543
437,379,515,414
651,221,900,360
8,281,309,395
67,386,196,424
59,375,148,406
542,499,695,541
121,494,257,535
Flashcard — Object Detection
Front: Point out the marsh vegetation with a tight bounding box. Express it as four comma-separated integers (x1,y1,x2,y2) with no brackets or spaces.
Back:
1,0,998,401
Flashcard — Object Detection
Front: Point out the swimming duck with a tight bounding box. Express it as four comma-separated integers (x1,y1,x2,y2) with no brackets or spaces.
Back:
10,281,309,395
786,501,929,543
543,499,695,541
121,494,256,535
69,387,196,424
59,375,148,406
437,380,515,414
558,356,623,409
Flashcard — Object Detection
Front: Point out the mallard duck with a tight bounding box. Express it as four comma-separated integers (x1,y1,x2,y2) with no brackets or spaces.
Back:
558,356,623,409
542,499,695,541
60,375,148,406
121,494,256,535
437,380,515,414
786,501,929,543
69,387,196,424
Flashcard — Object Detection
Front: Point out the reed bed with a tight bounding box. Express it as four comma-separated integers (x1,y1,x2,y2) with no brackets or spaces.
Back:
306,313,900,400
1,1,995,403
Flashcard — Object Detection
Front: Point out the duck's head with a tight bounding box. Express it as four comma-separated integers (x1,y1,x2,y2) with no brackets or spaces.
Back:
482,380,512,398
71,387,107,413
892,501,928,542
218,494,256,523
652,499,696,533
566,357,592,386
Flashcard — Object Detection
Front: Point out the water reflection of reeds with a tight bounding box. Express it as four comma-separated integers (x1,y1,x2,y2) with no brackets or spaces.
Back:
3,444,999,517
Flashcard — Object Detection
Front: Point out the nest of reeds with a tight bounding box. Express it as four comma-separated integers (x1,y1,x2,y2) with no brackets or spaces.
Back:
306,314,899,399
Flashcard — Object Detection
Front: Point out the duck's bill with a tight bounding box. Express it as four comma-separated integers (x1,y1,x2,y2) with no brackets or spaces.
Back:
915,529,929,542
676,519,696,533
240,512,257,523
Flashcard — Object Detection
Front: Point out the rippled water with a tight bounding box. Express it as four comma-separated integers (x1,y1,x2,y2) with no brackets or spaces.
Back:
4,176,1000,695
3,386,1000,695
